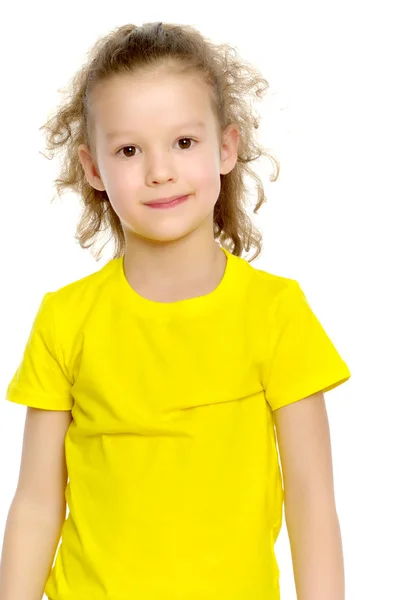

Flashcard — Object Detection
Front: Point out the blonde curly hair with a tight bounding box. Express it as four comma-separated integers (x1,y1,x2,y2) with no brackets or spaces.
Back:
40,22,280,263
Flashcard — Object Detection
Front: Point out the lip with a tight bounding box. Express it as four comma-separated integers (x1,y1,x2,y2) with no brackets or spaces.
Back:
145,194,189,205
144,194,190,208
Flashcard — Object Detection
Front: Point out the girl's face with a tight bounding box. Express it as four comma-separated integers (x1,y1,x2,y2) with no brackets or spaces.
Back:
78,70,239,246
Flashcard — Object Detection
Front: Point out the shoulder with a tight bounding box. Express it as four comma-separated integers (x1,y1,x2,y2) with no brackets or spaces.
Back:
45,257,120,315
240,257,302,315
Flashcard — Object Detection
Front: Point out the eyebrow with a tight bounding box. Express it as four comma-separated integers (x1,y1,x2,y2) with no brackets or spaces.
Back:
105,121,207,141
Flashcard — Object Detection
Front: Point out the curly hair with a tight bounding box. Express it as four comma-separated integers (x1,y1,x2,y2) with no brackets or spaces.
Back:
39,22,280,263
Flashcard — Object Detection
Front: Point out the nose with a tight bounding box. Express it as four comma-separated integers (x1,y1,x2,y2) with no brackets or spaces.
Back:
145,152,178,186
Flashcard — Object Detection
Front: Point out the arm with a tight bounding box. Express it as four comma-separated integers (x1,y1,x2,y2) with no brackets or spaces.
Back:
273,391,345,600
0,406,72,600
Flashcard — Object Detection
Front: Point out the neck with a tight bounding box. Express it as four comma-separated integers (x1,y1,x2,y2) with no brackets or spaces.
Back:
123,235,224,291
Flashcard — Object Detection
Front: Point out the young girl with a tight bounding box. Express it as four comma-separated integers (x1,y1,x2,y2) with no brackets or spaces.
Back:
0,21,351,600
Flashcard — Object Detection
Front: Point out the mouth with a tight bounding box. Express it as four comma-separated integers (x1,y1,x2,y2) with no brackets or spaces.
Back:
144,194,190,209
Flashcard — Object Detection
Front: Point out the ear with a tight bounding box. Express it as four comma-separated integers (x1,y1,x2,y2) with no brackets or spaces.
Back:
219,124,240,176
77,144,106,191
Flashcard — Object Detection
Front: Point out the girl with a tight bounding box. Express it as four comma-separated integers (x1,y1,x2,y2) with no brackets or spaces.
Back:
0,21,351,600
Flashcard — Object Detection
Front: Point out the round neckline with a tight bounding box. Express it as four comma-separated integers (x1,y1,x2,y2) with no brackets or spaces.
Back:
115,245,236,318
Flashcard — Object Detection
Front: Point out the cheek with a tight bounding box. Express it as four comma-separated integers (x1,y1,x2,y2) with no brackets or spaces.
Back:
190,156,221,195
101,171,137,218
100,163,134,198
200,171,221,202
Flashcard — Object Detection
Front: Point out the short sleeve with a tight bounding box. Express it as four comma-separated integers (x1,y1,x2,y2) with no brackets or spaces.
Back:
263,281,351,411
5,292,74,411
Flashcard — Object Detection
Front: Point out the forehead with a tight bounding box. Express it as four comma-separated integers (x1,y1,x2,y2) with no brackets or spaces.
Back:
91,72,216,136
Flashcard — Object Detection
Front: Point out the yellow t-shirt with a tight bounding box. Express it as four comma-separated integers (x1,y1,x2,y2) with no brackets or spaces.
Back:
5,246,351,600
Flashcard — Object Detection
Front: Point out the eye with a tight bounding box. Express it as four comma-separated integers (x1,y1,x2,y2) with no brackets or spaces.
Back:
177,137,195,150
117,145,137,159
116,137,197,158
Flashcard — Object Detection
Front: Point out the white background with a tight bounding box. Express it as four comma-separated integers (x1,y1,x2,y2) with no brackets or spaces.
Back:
0,1,399,598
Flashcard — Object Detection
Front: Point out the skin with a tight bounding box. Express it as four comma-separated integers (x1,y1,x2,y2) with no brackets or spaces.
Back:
78,68,240,301
274,392,345,600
